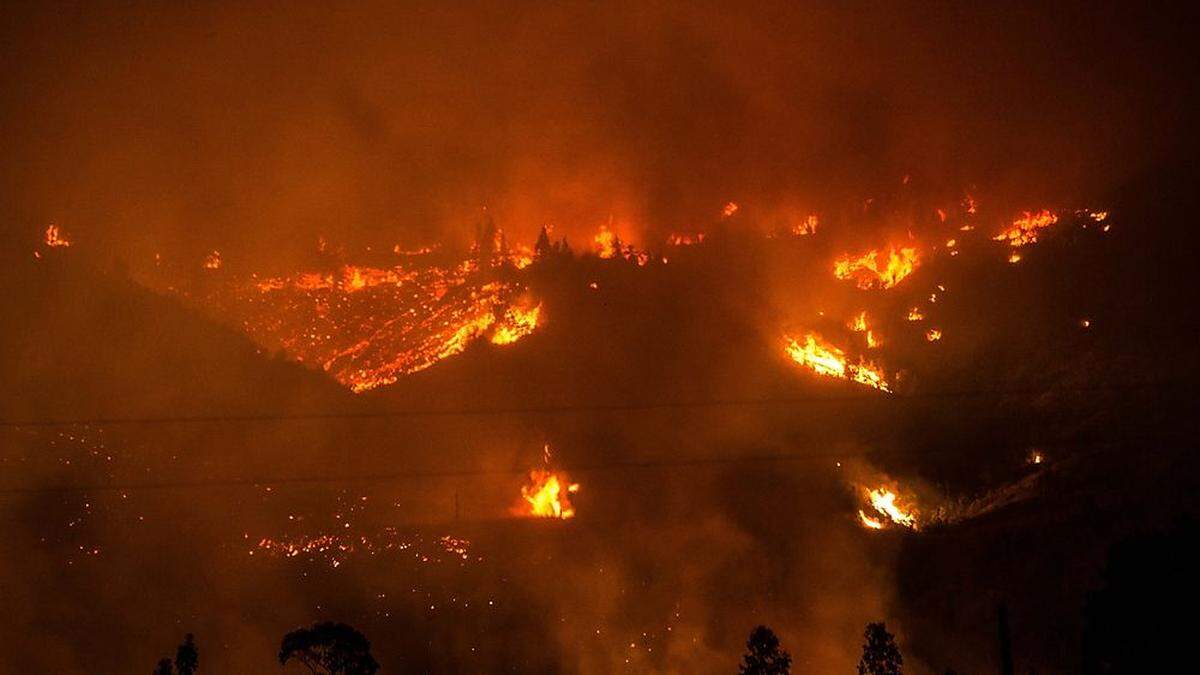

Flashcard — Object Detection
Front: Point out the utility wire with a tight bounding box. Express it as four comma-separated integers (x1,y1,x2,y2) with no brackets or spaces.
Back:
0,432,1190,498
0,379,1190,429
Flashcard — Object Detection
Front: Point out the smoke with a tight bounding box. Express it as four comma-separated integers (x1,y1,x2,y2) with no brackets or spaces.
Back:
2,1,1191,266
2,2,1198,673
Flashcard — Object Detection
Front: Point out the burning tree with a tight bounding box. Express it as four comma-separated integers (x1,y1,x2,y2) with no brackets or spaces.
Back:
857,622,903,675
738,625,792,675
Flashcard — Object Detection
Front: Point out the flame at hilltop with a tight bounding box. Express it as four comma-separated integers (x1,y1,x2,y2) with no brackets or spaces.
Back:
201,251,542,392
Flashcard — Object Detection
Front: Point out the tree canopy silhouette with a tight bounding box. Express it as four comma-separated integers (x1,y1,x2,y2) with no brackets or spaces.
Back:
279,622,379,675
154,658,174,675
175,633,198,675
738,625,791,675
858,622,902,675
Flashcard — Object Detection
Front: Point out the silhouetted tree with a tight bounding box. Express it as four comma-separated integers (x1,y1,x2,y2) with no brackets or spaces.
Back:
858,622,902,675
154,658,174,675
739,625,791,674
175,633,198,675
279,622,379,675
534,226,553,259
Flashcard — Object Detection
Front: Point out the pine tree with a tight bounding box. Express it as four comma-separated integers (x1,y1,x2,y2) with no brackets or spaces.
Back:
739,625,791,675
857,622,902,675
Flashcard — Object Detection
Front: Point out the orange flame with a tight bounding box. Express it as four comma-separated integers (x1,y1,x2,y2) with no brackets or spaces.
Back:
203,250,222,269
925,329,942,342
784,333,890,392
721,201,739,217
833,246,919,289
994,209,1058,247
44,224,71,248
517,469,579,519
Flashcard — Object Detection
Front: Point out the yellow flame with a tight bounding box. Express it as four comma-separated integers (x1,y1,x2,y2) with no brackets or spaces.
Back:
517,469,579,519
834,246,919,289
491,304,542,345
925,329,942,342
722,201,739,217
784,333,890,392
861,487,918,530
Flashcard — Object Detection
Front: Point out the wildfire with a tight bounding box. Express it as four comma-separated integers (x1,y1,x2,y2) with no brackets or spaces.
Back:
44,224,71,247
925,329,942,342
792,214,819,236
204,250,222,269
784,333,890,392
906,307,924,322
593,225,648,265
491,303,542,345
667,232,706,246
994,209,1058,247
516,469,579,519
859,486,918,530
833,246,919,289
721,201,739,217
594,225,619,259
847,311,881,348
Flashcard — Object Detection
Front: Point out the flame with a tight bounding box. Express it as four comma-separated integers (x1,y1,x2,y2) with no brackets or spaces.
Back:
833,246,919,289
994,209,1058,247
784,333,890,392
906,307,924,322
847,311,881,348
721,201,739,217
1008,252,1022,264
593,225,648,265
667,232,706,246
792,214,819,236
925,329,942,342
515,446,579,520
860,486,918,530
594,225,619,259
857,511,885,529
517,469,579,519
44,224,71,248
204,250,222,269
491,303,542,345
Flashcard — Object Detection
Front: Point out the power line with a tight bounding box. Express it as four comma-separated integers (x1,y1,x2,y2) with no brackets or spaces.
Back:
0,379,1190,429
0,433,1188,498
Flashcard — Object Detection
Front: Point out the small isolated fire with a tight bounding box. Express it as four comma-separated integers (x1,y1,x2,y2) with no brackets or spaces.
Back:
994,209,1058,247
44,224,71,248
833,246,919,289
204,250,222,269
515,446,579,520
858,486,919,531
925,329,942,342
784,333,890,392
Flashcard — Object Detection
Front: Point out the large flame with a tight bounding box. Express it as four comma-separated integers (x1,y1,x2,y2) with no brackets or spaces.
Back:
491,303,542,346
517,469,579,519
784,333,890,392
833,246,919,289
859,486,918,530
